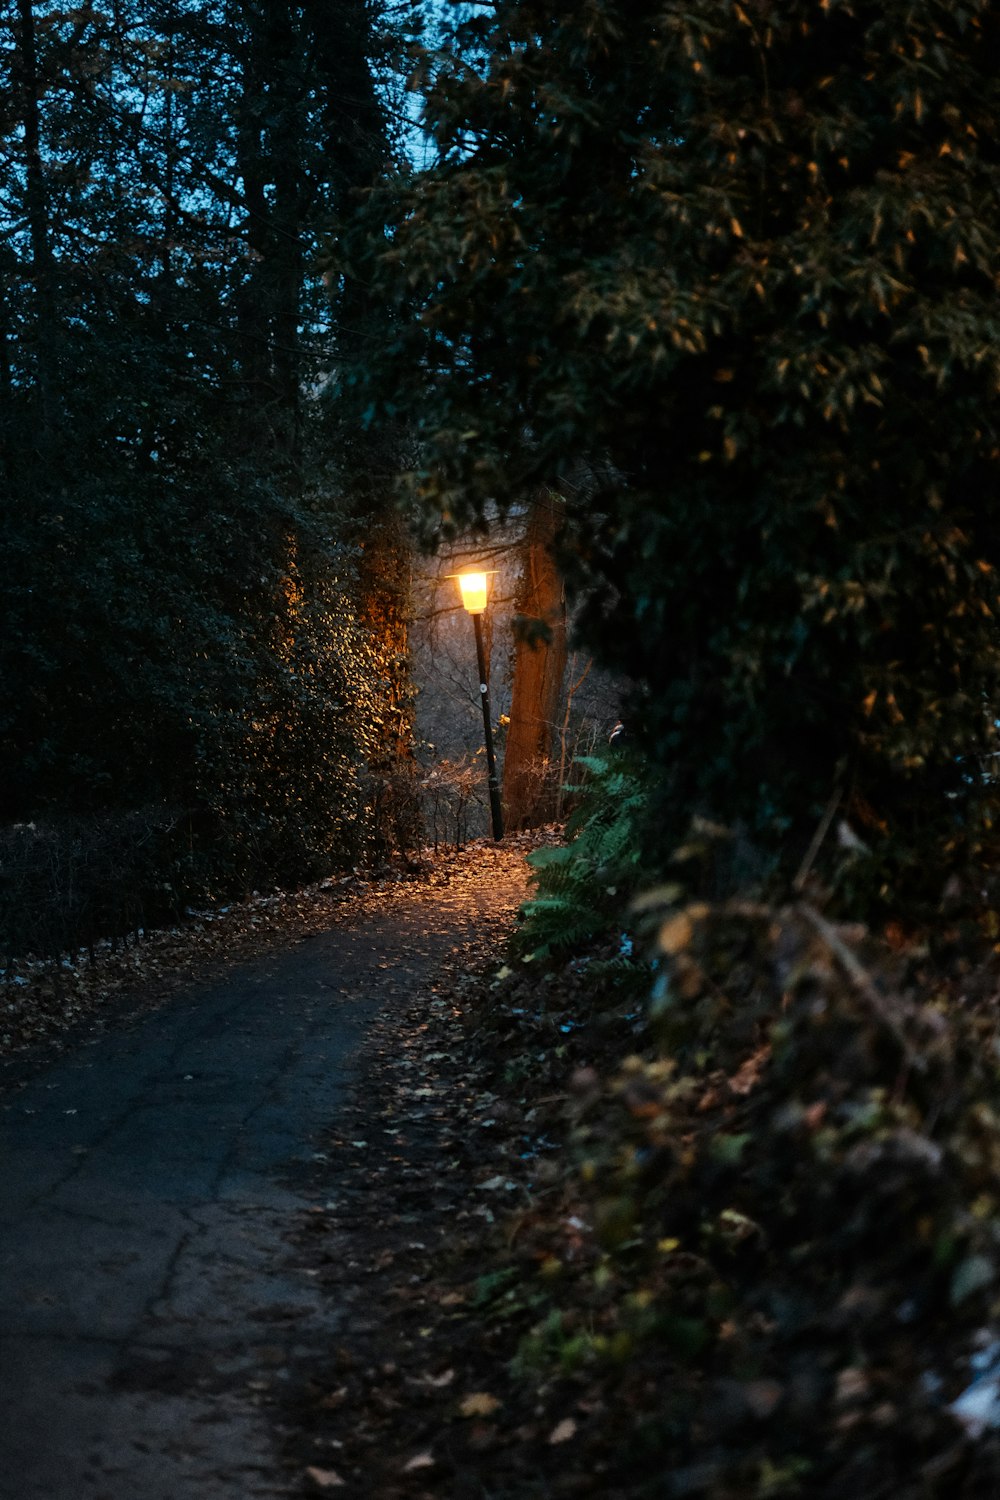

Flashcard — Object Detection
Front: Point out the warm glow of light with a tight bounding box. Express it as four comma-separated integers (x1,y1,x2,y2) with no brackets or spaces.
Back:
457,571,489,614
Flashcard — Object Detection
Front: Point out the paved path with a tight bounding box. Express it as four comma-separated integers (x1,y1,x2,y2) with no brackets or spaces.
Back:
0,858,527,1499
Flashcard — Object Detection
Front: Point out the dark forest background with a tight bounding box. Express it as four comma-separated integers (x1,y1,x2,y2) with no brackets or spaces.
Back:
1,0,419,959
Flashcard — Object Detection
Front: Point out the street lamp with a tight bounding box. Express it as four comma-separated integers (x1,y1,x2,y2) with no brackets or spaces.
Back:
453,569,504,841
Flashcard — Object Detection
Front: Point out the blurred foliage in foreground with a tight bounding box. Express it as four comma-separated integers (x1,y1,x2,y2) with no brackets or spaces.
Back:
488,813,1000,1496
481,738,1000,1496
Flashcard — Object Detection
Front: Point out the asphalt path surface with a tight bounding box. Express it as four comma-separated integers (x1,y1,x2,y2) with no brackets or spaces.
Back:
0,855,528,1499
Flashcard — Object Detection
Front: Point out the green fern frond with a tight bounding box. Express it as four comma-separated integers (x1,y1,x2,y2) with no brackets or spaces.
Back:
515,751,657,960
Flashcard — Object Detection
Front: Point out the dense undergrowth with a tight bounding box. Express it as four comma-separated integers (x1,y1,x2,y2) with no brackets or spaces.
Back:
490,931,1000,1494
477,758,1000,1495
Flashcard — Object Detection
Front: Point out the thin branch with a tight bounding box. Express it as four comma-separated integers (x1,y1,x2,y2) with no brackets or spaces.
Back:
793,782,842,893
796,903,922,1071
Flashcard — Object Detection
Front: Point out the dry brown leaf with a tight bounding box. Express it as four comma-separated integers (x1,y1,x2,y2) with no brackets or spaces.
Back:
461,1392,502,1418
727,1043,771,1096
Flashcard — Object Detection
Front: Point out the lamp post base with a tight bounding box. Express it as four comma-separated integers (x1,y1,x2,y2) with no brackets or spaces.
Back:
472,612,505,841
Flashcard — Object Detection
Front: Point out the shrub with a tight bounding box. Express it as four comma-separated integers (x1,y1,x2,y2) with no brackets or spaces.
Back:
515,752,653,960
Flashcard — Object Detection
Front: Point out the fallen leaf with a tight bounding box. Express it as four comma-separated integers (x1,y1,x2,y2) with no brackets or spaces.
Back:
402,1452,435,1472
318,1385,349,1409
461,1392,502,1418
549,1417,577,1444
305,1466,346,1489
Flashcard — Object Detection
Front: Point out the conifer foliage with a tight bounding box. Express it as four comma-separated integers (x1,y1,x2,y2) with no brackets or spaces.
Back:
343,0,1000,904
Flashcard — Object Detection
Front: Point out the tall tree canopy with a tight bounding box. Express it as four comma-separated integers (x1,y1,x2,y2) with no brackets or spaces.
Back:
0,0,414,949
340,0,1000,905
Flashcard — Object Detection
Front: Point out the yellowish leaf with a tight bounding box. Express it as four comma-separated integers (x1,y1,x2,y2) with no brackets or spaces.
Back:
630,882,684,912
461,1392,502,1418
658,912,694,955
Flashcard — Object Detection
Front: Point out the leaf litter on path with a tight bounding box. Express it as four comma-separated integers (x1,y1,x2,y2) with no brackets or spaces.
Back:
0,834,549,1067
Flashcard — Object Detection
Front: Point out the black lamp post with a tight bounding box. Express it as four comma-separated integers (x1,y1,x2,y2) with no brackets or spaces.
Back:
455,570,504,841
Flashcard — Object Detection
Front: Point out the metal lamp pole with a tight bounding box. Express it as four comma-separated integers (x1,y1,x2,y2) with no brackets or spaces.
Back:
455,571,505,841
472,610,505,841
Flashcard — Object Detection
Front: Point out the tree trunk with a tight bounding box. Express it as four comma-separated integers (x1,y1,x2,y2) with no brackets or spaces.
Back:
233,0,303,459
503,493,568,830
14,0,55,440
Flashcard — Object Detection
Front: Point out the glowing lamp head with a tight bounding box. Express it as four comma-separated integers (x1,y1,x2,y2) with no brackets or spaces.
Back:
457,570,489,615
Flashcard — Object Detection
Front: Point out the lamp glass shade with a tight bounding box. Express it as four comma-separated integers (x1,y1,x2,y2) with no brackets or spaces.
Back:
457,571,489,614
